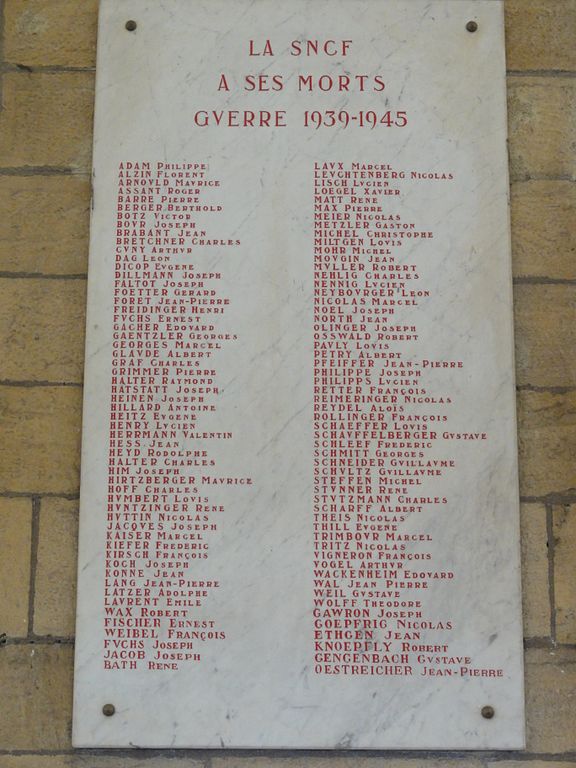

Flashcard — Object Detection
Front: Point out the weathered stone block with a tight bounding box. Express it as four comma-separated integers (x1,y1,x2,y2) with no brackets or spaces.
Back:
505,0,576,71
0,73,94,169
553,503,576,643
0,279,86,382
517,390,576,498
0,386,82,494
0,176,90,275
34,498,78,637
511,181,576,280
524,647,576,752
0,644,73,750
508,77,576,180
520,503,551,638
514,284,576,389
0,498,32,637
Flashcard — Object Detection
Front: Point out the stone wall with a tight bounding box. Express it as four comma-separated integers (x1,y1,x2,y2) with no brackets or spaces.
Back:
0,1,574,766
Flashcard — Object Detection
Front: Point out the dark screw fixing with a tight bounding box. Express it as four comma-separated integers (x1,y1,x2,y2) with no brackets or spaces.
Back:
102,704,116,717
466,20,478,32
125,20,137,31
481,705,495,719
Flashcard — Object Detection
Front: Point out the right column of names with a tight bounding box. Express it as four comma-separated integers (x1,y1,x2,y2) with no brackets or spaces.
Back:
313,161,499,682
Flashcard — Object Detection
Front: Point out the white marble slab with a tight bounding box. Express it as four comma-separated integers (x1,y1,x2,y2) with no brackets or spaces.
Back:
73,0,525,749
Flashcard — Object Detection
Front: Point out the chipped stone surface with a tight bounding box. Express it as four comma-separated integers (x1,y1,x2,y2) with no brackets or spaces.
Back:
553,504,576,643
520,503,551,639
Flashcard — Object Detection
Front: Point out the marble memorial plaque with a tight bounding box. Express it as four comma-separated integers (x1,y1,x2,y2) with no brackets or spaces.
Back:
74,0,525,749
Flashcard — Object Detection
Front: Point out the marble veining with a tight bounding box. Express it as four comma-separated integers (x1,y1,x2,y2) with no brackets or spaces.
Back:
73,0,524,749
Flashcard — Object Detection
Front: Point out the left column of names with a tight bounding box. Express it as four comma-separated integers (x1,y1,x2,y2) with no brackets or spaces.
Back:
104,161,235,672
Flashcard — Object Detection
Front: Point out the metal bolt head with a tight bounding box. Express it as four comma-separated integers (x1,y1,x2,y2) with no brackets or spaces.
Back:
102,703,116,717
125,20,137,31
481,705,495,719
466,20,478,33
